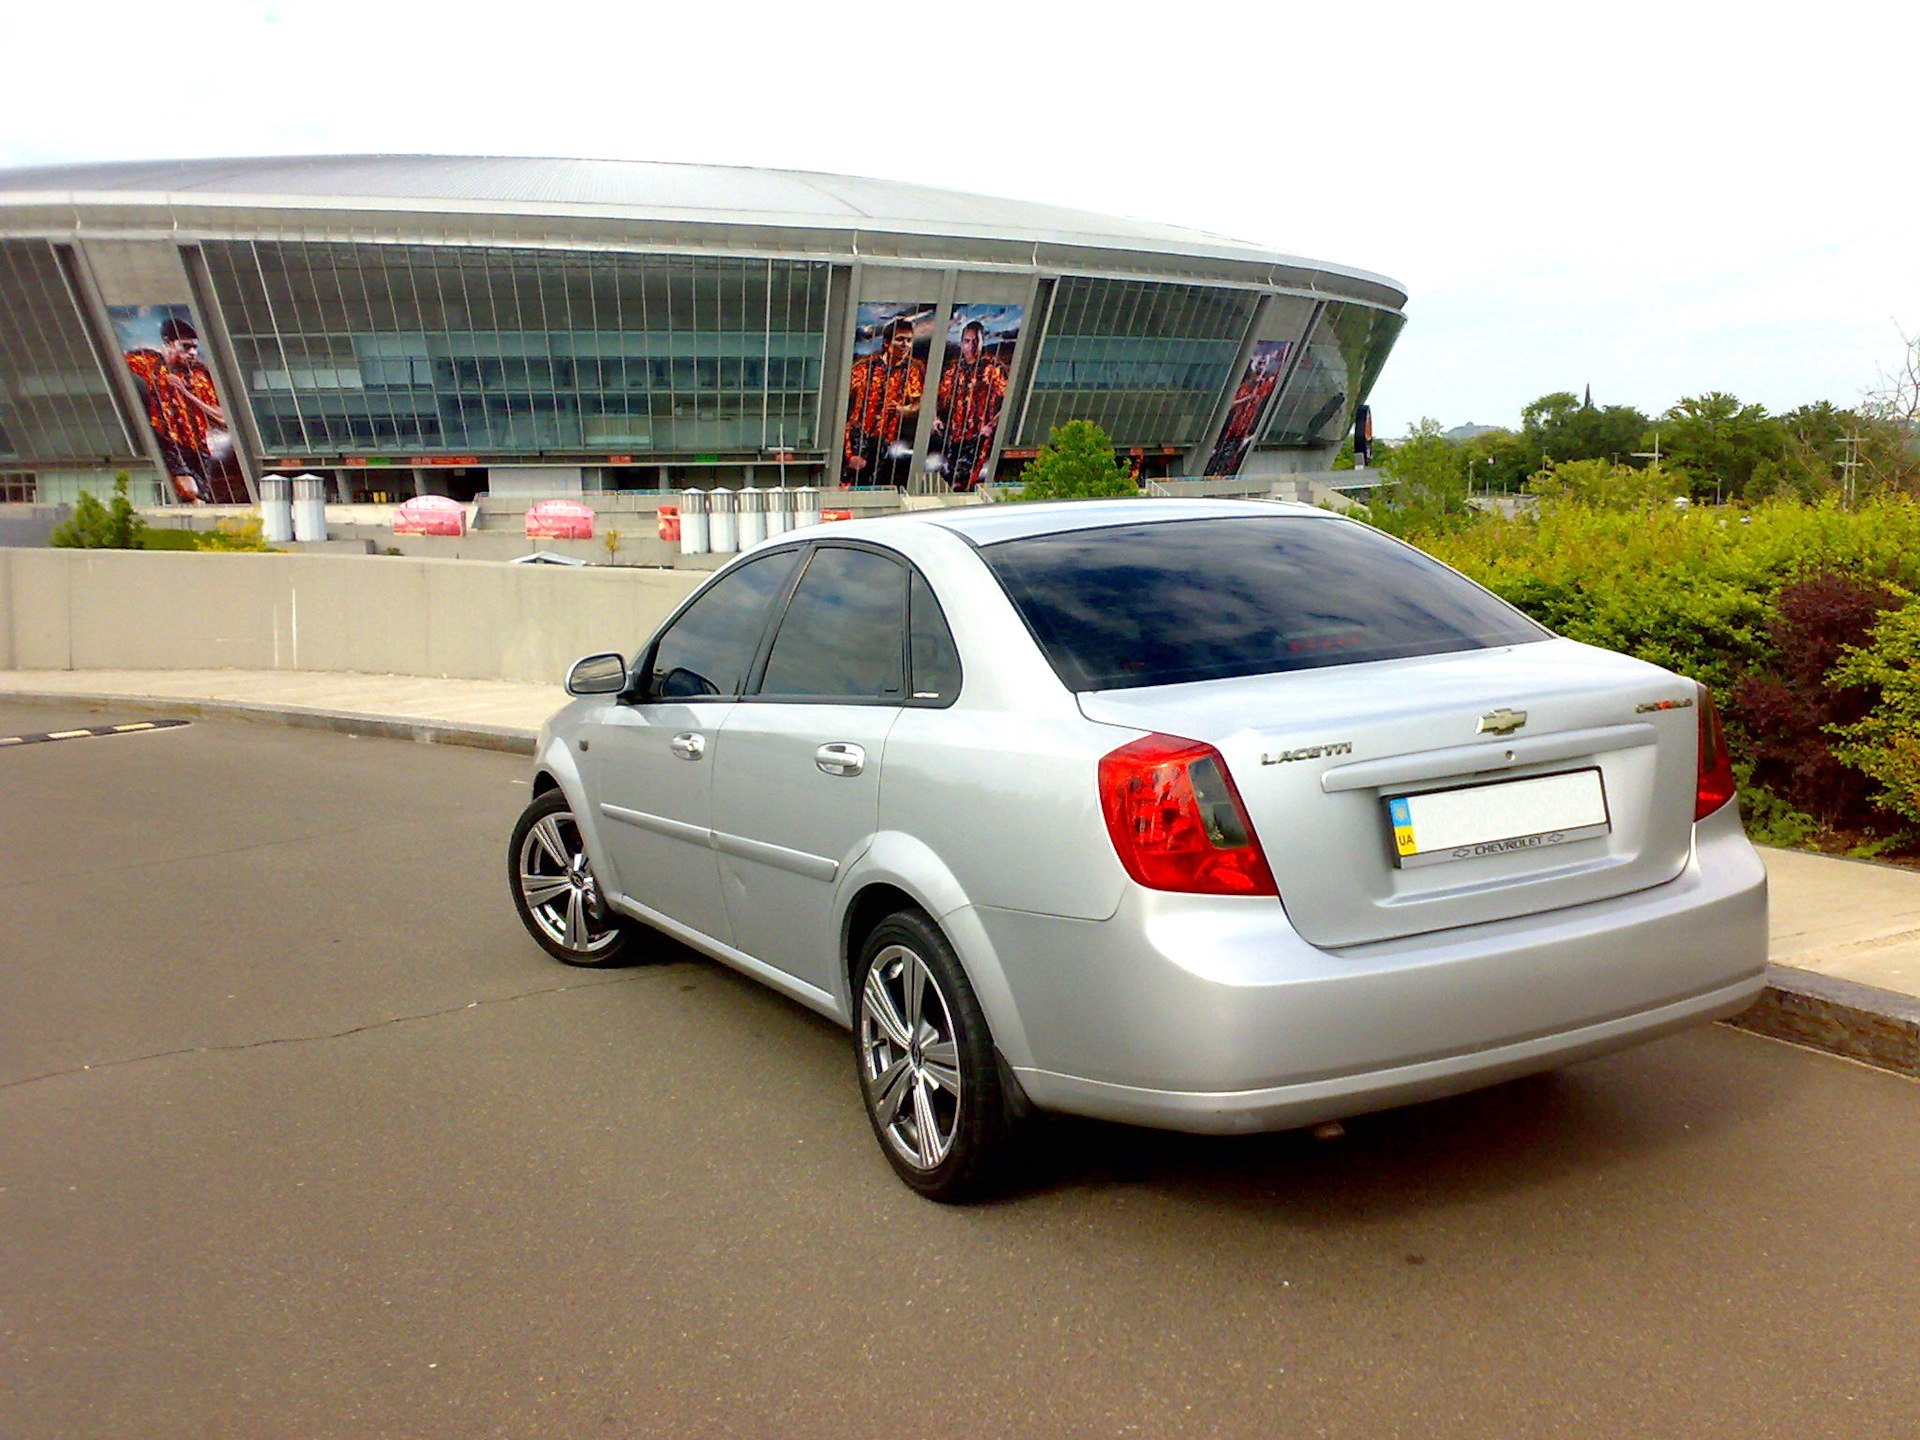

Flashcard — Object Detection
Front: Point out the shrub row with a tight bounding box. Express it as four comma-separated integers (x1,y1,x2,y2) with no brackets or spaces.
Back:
1407,497,1920,854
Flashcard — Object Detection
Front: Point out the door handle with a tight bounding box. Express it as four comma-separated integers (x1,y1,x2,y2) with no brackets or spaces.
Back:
670,731,706,761
815,742,866,777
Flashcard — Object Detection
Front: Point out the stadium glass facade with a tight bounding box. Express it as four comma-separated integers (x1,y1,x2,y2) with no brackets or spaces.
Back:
200,242,833,458
0,157,1407,507
0,239,136,474
1016,279,1258,448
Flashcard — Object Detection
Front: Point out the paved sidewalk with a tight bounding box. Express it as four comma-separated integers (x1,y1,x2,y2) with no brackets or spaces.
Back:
0,667,561,752
3,666,1917,1077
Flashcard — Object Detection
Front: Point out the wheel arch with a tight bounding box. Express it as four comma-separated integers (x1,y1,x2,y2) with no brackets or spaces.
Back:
837,838,1033,1067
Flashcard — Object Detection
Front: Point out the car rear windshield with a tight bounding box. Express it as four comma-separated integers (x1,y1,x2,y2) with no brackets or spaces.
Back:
979,515,1550,692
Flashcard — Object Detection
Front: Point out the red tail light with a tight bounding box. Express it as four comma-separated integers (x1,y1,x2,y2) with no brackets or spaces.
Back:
1099,734,1278,896
1695,684,1736,820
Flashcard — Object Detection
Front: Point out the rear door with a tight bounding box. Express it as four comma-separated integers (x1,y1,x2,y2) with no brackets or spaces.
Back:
709,544,915,995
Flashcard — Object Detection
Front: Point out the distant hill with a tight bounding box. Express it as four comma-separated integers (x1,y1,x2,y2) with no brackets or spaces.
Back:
1444,423,1501,441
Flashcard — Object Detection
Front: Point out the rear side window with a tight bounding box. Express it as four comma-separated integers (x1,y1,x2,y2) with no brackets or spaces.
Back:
646,548,801,698
909,571,962,703
757,547,908,701
980,516,1548,692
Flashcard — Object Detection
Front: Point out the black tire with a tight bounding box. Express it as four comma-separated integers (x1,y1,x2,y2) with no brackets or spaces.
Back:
507,789,635,967
852,910,1016,1202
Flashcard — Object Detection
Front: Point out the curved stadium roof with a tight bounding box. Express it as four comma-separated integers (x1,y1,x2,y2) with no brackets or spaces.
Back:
0,154,1405,303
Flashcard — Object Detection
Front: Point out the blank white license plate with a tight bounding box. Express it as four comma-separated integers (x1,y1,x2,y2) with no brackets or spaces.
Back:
1386,768,1610,869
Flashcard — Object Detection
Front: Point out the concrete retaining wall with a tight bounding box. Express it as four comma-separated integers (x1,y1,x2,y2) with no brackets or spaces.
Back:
0,548,703,685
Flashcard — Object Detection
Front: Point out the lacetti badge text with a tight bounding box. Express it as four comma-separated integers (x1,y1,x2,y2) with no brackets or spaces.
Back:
1262,741,1353,765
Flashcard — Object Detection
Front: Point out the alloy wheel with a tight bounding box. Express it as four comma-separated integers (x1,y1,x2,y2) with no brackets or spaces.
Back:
858,944,964,1169
516,808,622,957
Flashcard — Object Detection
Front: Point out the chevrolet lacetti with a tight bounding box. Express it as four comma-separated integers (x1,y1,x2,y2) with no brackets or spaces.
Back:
507,498,1769,1200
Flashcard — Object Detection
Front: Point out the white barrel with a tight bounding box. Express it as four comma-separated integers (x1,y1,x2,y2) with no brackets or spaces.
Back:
764,486,793,537
708,488,738,554
260,476,294,544
291,473,329,543
793,486,821,529
679,488,711,555
737,486,766,548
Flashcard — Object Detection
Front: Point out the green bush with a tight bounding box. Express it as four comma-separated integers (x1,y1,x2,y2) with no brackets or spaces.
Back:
1526,458,1687,511
1829,605,1920,827
139,527,204,551
1731,761,1823,849
1403,496,1920,857
49,473,147,549
196,515,273,552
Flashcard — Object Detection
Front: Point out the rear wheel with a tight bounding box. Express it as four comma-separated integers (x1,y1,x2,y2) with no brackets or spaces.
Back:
853,910,1015,1201
508,789,633,967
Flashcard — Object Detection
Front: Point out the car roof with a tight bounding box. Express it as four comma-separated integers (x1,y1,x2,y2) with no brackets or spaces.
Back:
807,497,1339,549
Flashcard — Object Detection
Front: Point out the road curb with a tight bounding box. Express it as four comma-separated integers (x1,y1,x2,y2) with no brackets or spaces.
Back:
0,689,536,756
1725,965,1920,1077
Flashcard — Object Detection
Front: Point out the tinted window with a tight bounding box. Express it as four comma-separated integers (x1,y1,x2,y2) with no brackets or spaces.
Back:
757,547,908,700
981,516,1549,692
909,571,962,702
647,549,801,698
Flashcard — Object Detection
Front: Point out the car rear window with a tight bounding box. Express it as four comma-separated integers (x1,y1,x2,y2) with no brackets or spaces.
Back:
979,515,1549,692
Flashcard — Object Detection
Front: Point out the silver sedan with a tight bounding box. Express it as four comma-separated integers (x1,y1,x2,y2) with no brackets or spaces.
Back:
508,499,1768,1201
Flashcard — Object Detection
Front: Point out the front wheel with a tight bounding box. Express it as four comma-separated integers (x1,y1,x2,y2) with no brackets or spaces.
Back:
508,789,633,967
853,910,1016,1202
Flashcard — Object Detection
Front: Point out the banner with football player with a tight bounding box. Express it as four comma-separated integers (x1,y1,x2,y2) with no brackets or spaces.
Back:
1202,339,1291,478
927,304,1023,491
107,303,248,504
841,301,935,487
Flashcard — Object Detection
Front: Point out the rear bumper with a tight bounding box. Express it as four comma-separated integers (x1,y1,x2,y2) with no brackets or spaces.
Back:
977,803,1769,1134
1011,972,1763,1135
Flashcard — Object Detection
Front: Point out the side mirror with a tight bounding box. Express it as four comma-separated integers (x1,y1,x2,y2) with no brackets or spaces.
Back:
565,652,629,696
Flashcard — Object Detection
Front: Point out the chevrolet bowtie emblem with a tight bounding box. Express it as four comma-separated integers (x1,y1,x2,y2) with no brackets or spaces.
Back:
1478,708,1528,736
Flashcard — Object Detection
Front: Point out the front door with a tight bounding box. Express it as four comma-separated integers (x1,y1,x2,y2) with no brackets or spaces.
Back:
594,697,734,944
592,546,803,948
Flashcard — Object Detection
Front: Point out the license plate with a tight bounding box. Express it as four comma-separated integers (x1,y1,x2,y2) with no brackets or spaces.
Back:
1385,768,1610,869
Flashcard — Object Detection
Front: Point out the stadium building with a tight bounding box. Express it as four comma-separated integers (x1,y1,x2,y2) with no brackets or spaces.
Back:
0,156,1405,508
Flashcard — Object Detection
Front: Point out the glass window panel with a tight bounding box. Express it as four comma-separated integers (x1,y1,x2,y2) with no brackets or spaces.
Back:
1019,277,1254,448
908,570,962,703
648,548,802,696
758,547,907,701
0,240,134,463
1263,302,1405,449
984,517,1546,693
197,241,830,461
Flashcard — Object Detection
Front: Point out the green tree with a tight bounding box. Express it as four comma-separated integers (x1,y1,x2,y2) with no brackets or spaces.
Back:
1366,418,1473,536
1012,420,1139,501
1521,391,1652,469
1459,427,1534,494
50,473,147,549
1651,393,1787,503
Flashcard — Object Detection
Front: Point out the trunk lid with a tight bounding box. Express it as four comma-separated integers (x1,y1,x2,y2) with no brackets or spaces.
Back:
1078,638,1703,948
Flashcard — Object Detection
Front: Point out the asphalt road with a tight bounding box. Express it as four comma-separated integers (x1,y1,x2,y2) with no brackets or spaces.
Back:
3,703,1917,1439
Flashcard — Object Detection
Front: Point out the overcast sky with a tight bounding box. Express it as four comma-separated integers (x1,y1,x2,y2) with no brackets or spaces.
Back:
7,0,1914,436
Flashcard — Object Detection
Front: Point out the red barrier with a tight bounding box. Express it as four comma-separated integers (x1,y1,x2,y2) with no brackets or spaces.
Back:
526,499,596,540
392,495,468,536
